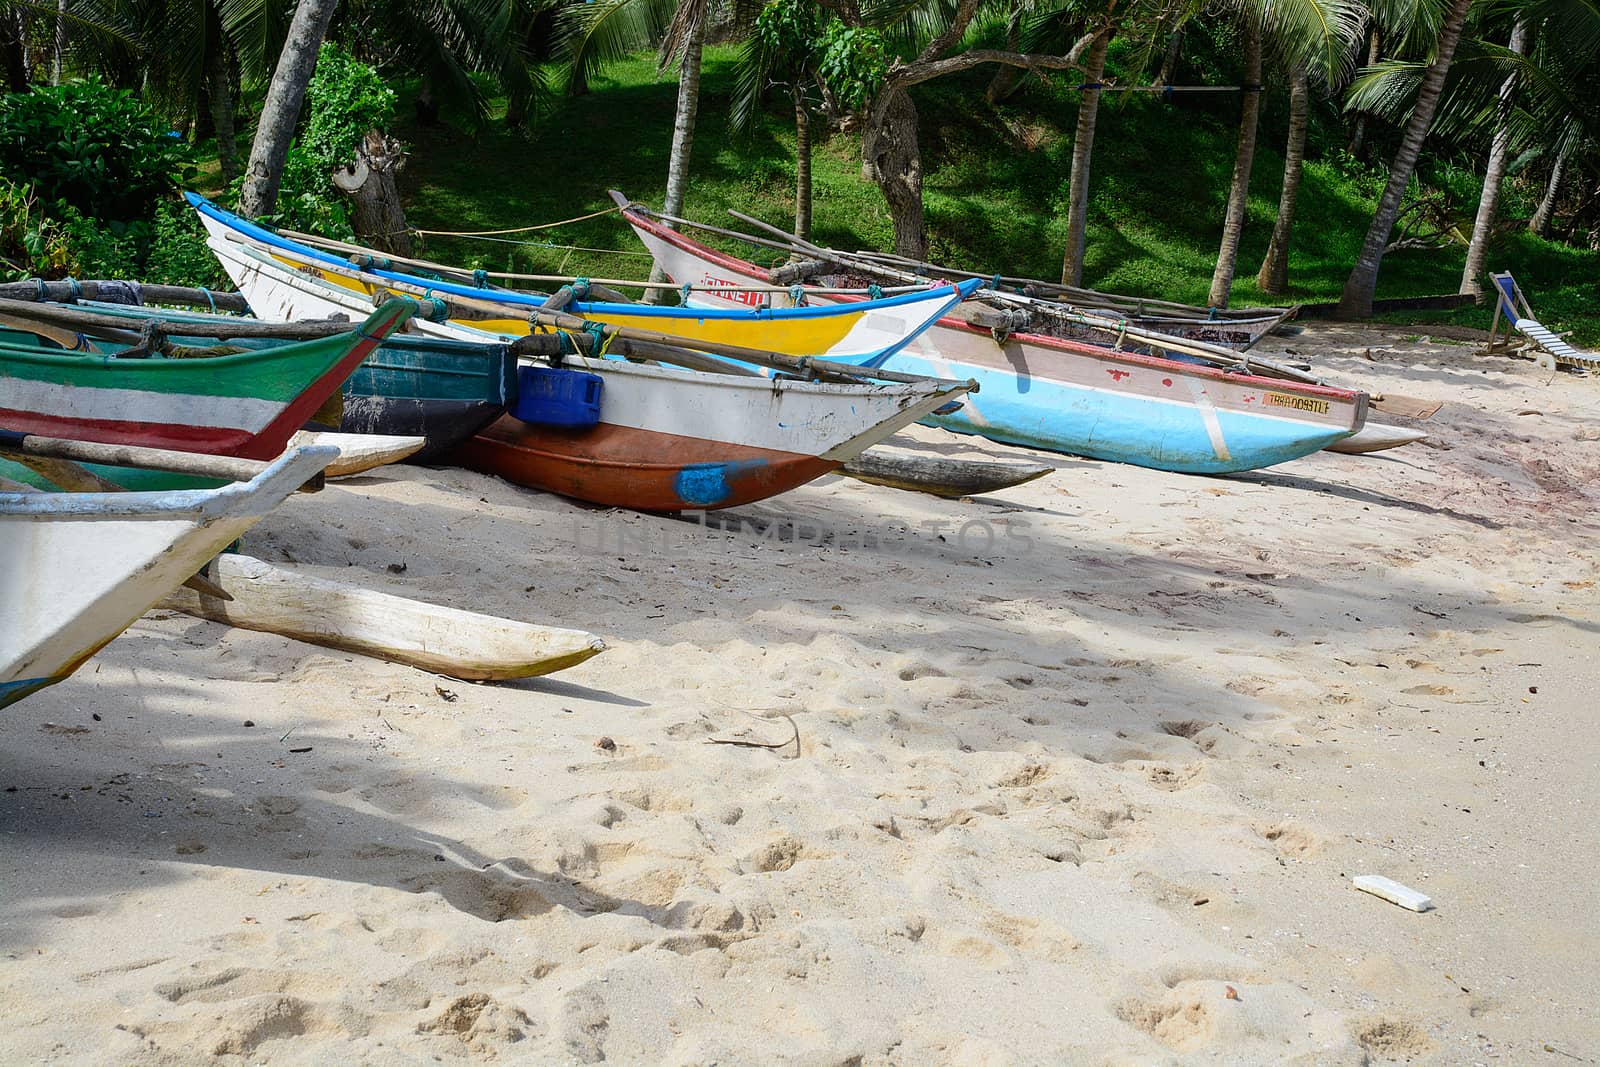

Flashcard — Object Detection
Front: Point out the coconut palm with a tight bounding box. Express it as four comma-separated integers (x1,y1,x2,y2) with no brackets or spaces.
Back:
1335,0,1473,318
1340,0,1600,306
238,0,340,217
1206,0,1361,308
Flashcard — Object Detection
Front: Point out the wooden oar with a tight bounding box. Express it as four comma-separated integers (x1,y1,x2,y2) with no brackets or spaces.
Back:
0,295,355,342
0,279,251,313
162,554,607,680
0,432,303,485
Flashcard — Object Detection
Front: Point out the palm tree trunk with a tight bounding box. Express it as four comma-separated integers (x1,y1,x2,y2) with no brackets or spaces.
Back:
1348,26,1379,157
645,14,704,303
237,0,340,218
206,27,239,184
1256,65,1308,295
1530,141,1570,236
661,19,704,223
793,85,811,241
52,0,67,85
1460,17,1530,297
1336,0,1474,320
1060,29,1111,286
1154,26,1184,86
1207,20,1262,309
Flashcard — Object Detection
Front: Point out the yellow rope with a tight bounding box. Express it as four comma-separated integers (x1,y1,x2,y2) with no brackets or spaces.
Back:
413,205,623,238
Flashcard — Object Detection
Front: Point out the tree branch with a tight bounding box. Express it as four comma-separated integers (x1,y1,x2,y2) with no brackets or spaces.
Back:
885,34,1101,92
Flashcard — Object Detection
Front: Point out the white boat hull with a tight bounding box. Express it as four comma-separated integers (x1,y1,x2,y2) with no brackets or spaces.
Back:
0,447,336,708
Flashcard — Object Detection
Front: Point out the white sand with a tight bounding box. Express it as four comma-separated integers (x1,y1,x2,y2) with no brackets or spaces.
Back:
2,323,1597,1065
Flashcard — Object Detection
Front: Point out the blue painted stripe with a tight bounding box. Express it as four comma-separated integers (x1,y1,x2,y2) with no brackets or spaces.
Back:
186,193,978,322
0,675,63,710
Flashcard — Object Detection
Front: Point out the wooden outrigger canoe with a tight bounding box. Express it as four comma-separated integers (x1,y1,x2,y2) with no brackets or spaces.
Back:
0,300,415,460
0,445,337,709
616,202,1368,475
162,554,605,680
188,192,980,365
610,195,1293,350
193,229,977,511
0,296,519,464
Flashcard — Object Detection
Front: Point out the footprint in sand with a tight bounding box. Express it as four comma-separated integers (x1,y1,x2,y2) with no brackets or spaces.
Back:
1116,989,1216,1052
1355,1016,1435,1060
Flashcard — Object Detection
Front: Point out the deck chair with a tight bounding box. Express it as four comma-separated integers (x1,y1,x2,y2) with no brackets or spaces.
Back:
1486,272,1599,371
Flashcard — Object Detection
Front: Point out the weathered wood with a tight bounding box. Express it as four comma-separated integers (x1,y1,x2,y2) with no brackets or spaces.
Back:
0,433,278,484
1324,422,1429,454
0,296,352,341
287,431,426,476
162,554,607,680
0,279,250,312
332,130,413,257
842,451,1054,498
1368,394,1444,420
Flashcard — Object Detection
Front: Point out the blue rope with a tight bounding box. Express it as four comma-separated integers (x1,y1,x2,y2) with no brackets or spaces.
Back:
867,283,883,300
789,284,806,308
680,283,693,304
201,287,217,313
572,277,591,300
991,274,1001,290
472,268,489,288
65,276,82,300
32,277,46,300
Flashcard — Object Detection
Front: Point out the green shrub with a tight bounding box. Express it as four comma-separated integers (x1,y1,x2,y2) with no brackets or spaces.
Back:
143,198,230,288
252,43,399,239
0,77,194,223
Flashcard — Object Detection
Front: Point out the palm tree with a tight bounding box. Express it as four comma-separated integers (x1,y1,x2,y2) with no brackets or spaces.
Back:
1336,0,1473,318
1061,26,1112,285
238,0,340,217
1205,17,1261,307
731,0,823,239
1460,16,1530,295
1255,63,1306,293
1208,0,1360,308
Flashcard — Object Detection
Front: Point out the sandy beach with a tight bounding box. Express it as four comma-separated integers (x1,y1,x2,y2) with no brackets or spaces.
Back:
3,321,1597,1065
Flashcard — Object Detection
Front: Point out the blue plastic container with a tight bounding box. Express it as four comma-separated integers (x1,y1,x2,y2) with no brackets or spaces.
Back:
512,365,603,429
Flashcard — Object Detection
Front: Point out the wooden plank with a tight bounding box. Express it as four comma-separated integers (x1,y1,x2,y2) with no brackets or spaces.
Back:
1324,422,1429,454
0,433,277,484
287,431,426,477
842,452,1055,499
161,554,607,680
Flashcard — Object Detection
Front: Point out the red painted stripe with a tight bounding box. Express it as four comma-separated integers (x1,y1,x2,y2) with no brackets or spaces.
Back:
451,415,836,512
234,331,388,459
0,407,249,452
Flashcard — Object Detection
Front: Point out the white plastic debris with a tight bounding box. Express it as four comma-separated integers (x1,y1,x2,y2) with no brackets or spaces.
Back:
1352,875,1434,912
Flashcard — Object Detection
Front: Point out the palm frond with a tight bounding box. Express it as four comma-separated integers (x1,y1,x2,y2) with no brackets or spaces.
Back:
555,0,675,94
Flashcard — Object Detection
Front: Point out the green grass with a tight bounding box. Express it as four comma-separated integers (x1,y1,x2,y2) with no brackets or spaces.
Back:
396,46,1600,344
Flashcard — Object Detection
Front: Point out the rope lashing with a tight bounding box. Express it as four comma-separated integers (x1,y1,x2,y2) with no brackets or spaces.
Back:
681,283,693,304
32,277,46,300
868,284,883,299
64,277,82,301
571,278,591,300
422,296,450,322
201,287,217,313
472,268,490,288
789,284,807,308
